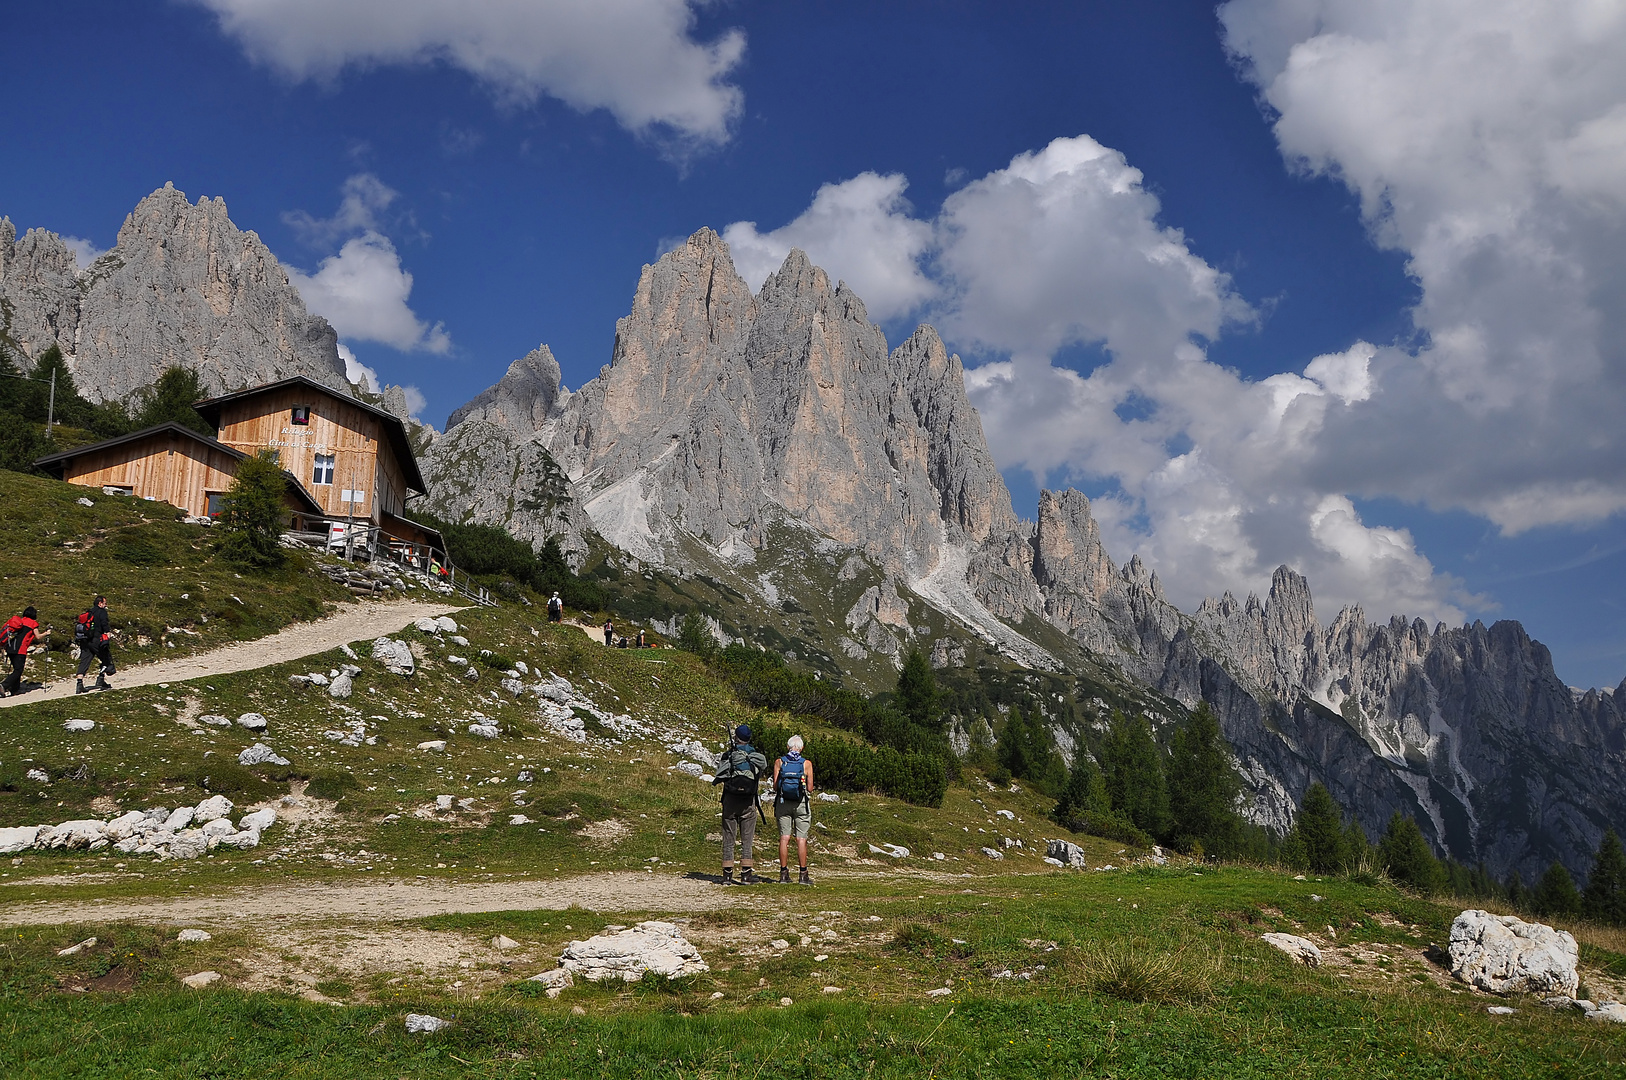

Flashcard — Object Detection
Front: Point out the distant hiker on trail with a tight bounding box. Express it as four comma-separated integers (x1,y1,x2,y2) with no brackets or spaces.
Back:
772,735,815,885
547,592,563,623
2,606,40,698
603,619,614,646
75,595,116,694
712,724,768,885
636,629,646,648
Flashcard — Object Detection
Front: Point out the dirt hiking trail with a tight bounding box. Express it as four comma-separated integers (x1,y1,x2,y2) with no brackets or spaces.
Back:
0,871,736,925
0,598,462,710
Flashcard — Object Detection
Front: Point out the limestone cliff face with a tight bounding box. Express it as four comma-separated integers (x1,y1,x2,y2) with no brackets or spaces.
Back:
417,420,592,569
0,218,82,359
0,184,346,401
532,231,1020,582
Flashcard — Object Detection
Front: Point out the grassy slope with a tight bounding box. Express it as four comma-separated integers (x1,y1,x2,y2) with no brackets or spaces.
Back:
0,470,354,677
0,545,1622,1075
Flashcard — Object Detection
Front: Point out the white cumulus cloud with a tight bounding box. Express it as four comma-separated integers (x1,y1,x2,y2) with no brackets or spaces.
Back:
190,0,745,153
723,173,936,321
289,232,450,354
63,237,107,269
285,175,450,356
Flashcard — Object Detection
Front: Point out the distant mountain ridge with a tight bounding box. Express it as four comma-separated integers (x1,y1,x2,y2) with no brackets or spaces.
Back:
426,228,1626,886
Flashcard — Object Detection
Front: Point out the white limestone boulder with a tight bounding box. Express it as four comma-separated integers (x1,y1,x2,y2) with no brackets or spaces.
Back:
1449,910,1578,997
104,811,149,841
371,636,415,676
63,718,95,732
166,830,208,860
238,743,290,766
239,807,277,832
560,921,708,982
235,712,268,731
1261,933,1323,966
194,795,234,822
0,825,41,853
434,616,458,633
1045,839,1087,869
43,820,107,850
328,673,353,699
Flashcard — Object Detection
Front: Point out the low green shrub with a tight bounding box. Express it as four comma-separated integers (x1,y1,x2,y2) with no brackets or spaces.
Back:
306,769,360,801
190,762,277,798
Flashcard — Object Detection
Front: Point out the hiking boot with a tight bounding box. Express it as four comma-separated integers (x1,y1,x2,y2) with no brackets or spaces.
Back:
779,865,791,884
94,677,110,691
739,867,757,885
75,680,87,695
798,867,811,886
721,868,735,886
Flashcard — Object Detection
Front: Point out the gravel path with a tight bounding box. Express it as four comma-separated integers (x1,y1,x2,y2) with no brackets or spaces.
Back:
0,871,735,925
0,598,463,710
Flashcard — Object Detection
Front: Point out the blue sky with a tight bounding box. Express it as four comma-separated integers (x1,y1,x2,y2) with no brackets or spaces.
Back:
4,1,1624,689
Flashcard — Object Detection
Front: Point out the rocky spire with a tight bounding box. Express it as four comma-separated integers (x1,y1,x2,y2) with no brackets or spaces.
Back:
445,343,567,433
71,183,346,401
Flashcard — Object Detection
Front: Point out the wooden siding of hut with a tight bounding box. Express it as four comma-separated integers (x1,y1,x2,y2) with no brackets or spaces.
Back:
60,432,240,518
212,386,406,525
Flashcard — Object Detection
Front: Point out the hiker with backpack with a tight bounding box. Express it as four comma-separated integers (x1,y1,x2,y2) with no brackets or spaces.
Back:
74,595,116,694
772,735,815,885
1,606,40,697
547,592,563,623
603,618,614,646
712,723,768,885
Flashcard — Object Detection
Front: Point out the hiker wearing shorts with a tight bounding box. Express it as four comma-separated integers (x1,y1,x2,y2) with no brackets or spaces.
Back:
713,724,767,885
772,735,815,885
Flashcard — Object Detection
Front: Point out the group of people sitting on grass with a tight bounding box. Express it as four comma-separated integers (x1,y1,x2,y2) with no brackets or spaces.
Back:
713,724,815,886
2,596,118,698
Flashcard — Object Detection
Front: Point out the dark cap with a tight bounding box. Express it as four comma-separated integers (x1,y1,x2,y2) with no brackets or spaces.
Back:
734,724,752,742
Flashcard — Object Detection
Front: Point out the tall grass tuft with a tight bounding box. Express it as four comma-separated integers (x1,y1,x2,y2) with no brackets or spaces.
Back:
1066,942,1223,1003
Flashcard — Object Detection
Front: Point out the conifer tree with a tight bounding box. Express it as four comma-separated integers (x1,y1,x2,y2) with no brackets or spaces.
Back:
1289,782,1348,873
134,366,213,435
1583,830,1626,925
1100,710,1170,840
896,649,940,731
1378,812,1446,895
1166,702,1242,856
1533,861,1582,917
1053,754,1110,826
217,449,288,568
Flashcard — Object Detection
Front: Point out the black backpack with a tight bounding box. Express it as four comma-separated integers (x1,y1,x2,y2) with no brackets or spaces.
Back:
718,745,762,795
1,625,24,656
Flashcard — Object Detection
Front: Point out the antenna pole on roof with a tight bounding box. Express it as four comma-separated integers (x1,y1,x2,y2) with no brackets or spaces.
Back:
46,367,55,439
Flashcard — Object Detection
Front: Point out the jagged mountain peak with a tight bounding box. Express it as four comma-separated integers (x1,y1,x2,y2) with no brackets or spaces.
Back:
0,183,346,401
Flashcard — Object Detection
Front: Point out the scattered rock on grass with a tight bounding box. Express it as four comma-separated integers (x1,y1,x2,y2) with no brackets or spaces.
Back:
328,674,353,699
62,719,94,732
198,715,230,727
1046,839,1087,869
238,743,289,767
57,937,97,956
468,723,500,739
235,712,268,731
417,740,447,752
867,843,909,859
181,971,221,989
177,929,212,943
561,921,709,982
1449,910,1578,997
405,1013,450,1033
1261,933,1323,966
980,847,1003,860
372,637,415,676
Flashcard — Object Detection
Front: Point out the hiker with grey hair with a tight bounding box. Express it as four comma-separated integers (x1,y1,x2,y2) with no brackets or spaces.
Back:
712,723,768,885
772,734,815,885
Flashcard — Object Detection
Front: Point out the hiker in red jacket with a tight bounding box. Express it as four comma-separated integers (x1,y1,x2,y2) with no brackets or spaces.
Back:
2,606,39,697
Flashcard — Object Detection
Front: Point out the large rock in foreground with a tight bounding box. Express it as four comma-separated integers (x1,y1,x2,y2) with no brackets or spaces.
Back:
1448,910,1578,997
560,921,708,982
